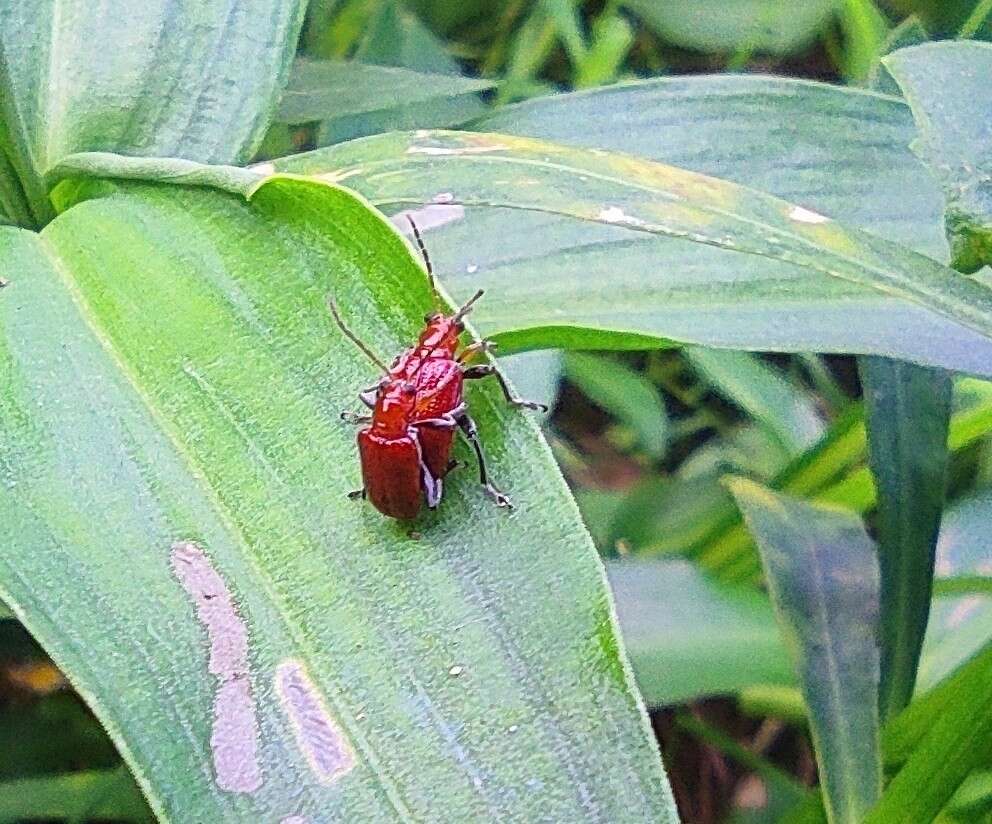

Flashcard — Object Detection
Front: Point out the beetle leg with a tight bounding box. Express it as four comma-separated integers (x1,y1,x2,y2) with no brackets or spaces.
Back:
458,339,498,363
411,428,443,509
462,364,549,412
421,461,443,509
456,411,513,509
340,411,372,425
412,402,467,430
347,488,366,500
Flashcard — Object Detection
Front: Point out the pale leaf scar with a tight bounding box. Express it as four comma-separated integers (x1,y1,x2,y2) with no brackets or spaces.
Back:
789,205,830,224
277,660,355,784
171,542,262,794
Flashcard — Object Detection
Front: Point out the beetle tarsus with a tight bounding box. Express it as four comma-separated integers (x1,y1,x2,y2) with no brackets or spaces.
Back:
341,410,372,425
462,363,549,412
457,412,513,511
347,488,366,500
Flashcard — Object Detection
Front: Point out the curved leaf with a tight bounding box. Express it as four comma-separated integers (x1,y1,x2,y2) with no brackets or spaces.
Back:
0,177,676,821
884,42,992,272
266,129,992,375
0,0,306,225
620,0,836,55
729,480,882,824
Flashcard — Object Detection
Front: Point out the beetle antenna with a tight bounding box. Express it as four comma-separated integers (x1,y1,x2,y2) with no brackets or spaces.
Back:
405,215,437,299
327,296,390,373
452,289,485,322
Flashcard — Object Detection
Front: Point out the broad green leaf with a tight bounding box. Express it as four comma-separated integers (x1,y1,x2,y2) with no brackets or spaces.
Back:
607,559,794,706
620,0,837,55
866,643,992,823
0,177,676,821
884,42,992,272
729,481,882,824
63,79,992,375
684,347,825,456
0,0,306,225
860,357,951,720
0,768,152,823
266,128,992,374
564,352,668,459
276,59,494,125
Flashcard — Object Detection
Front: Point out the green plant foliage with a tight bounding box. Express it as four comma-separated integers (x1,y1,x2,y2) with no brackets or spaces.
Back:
620,0,837,55
918,487,992,690
861,358,951,721
276,59,494,125
867,644,992,822
729,481,882,824
607,559,794,706
263,129,992,374
0,768,153,823
884,42,992,272
0,175,676,821
0,0,307,226
684,347,825,456
564,352,669,459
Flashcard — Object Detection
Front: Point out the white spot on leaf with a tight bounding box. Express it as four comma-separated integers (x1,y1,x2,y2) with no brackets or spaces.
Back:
789,206,830,224
598,206,646,227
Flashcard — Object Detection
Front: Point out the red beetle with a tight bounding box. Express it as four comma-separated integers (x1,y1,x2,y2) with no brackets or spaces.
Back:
331,218,546,519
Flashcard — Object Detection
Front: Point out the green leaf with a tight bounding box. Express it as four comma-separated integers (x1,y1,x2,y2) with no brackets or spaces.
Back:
959,0,992,39
266,128,992,377
564,352,668,459
860,358,951,720
684,347,825,456
0,177,676,821
0,768,153,823
919,486,992,691
0,0,306,213
883,42,992,272
867,15,929,96
837,0,891,84
354,0,467,75
728,480,882,824
303,2,489,147
866,643,992,823
607,559,794,707
276,59,494,125
620,0,837,54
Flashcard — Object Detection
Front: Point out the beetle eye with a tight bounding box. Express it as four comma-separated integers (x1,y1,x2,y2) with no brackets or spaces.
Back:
424,311,441,323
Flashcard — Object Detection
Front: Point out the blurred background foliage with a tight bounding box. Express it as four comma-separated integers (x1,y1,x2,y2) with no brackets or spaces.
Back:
4,0,992,821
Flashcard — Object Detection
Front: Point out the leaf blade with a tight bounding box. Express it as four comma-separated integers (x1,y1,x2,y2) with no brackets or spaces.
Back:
860,357,951,720
728,480,882,824
0,178,677,821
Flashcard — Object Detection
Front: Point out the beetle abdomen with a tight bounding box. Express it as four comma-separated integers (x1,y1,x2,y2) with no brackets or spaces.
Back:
358,430,423,520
